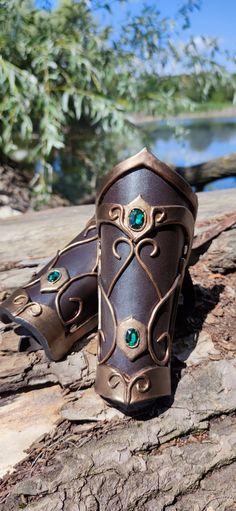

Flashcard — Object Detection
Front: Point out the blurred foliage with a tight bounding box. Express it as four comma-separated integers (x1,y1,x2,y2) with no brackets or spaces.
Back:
142,72,236,113
0,0,235,201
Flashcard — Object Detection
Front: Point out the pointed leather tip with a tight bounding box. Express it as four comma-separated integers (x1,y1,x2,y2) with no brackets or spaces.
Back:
139,146,149,153
97,147,198,217
137,146,154,158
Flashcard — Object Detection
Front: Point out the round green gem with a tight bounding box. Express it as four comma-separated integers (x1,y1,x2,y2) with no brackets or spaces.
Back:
47,270,61,283
129,208,145,230
125,328,140,348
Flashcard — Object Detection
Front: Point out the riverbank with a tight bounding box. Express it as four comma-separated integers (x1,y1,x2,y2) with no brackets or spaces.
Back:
1,106,236,219
0,164,70,219
133,105,236,125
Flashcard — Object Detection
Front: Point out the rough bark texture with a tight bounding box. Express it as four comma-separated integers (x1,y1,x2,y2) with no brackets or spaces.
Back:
0,189,236,511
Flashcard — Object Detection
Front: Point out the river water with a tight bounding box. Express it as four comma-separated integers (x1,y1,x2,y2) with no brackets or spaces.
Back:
145,116,236,191
53,116,236,201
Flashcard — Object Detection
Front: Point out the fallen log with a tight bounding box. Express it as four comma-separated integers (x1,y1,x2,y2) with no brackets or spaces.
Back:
176,152,236,190
77,153,236,204
0,190,235,510
1,153,236,212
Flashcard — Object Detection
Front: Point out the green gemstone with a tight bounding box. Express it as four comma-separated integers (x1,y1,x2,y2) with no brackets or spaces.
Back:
125,328,140,348
47,270,61,283
129,208,145,230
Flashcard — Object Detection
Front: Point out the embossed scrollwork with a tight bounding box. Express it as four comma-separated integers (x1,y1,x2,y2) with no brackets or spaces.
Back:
56,292,83,326
126,373,151,403
55,273,96,326
108,370,151,404
11,294,42,317
27,303,42,317
109,204,124,222
135,238,162,300
108,372,124,390
133,374,151,393
155,209,166,224
154,332,170,366
148,273,181,365
108,237,134,297
13,294,29,308
22,302,43,317
109,237,162,300
98,282,117,364
67,296,83,325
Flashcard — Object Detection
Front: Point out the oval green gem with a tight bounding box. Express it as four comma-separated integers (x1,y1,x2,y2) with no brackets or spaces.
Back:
129,208,145,230
125,328,140,348
47,270,61,283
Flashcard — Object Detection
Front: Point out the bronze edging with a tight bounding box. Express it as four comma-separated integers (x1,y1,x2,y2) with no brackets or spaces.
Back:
95,363,171,405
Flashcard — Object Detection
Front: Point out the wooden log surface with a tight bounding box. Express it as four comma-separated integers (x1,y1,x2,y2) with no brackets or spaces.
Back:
0,189,235,510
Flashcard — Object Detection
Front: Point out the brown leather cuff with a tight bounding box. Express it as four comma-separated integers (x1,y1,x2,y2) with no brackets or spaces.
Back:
0,217,98,360
95,148,198,411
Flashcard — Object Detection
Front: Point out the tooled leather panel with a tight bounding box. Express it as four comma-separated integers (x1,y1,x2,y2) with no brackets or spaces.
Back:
97,148,198,217
103,167,190,209
97,167,194,377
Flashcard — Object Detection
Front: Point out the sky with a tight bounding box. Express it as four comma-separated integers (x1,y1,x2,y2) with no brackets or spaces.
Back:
35,0,236,70
107,0,235,50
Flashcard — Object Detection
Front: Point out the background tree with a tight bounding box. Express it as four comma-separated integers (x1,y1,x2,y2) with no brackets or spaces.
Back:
0,0,235,201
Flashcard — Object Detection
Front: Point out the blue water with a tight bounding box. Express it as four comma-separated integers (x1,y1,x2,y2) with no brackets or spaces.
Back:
147,116,236,191
50,116,236,201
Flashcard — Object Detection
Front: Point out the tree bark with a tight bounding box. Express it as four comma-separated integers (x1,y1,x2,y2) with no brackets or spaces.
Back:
0,191,236,511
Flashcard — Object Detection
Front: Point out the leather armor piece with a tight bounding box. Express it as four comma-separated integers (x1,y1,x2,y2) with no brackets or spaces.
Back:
0,217,98,361
0,214,195,362
95,148,198,412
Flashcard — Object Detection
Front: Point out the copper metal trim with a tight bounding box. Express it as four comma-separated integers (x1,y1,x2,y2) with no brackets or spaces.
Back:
97,196,194,374
15,303,98,361
98,280,117,364
97,201,194,246
147,273,181,365
95,364,171,405
67,313,98,337
135,238,162,300
24,277,41,289
108,237,134,297
16,301,43,318
11,291,29,315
